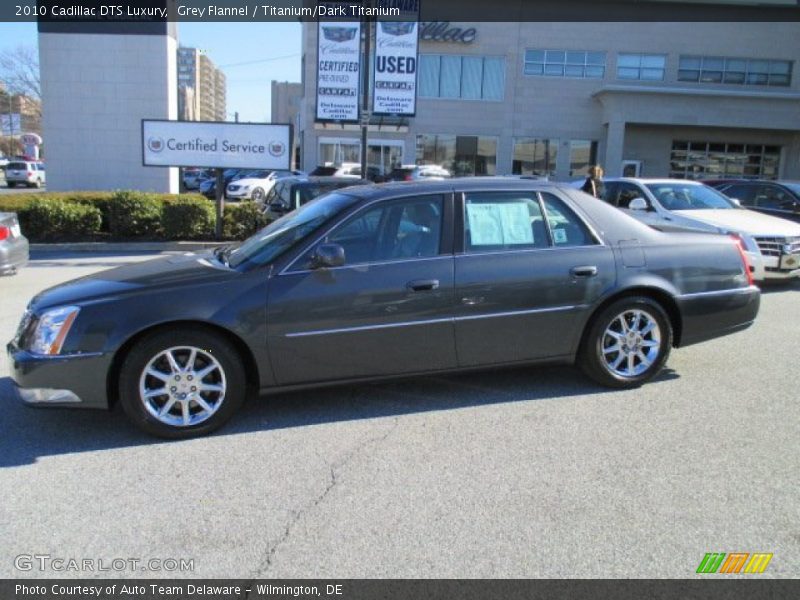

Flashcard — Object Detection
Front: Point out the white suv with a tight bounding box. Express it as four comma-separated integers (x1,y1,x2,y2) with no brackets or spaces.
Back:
6,161,46,188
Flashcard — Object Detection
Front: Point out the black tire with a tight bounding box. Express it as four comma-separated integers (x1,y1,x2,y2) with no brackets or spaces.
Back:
578,296,672,389
118,328,247,439
33,179,42,188
6,182,15,188
251,187,265,204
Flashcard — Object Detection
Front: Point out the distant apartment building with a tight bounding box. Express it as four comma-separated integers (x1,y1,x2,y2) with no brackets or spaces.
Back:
177,46,227,121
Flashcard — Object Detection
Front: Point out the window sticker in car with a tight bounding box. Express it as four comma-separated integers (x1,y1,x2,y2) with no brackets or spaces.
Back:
467,202,534,246
552,228,568,244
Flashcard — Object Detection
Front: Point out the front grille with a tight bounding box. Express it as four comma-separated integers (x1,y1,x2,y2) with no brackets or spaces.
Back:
754,236,800,257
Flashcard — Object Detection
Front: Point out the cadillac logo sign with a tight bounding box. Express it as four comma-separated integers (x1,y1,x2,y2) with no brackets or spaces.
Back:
380,22,416,37
268,141,286,157
321,26,358,42
147,137,165,153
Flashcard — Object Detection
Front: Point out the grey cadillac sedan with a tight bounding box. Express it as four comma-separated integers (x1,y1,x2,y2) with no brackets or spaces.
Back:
8,179,759,438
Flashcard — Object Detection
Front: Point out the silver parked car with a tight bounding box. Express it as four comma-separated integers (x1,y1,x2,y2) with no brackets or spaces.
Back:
0,212,29,275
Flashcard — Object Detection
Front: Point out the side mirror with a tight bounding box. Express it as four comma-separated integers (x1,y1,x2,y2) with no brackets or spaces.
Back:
311,243,345,269
729,198,742,207
628,197,649,211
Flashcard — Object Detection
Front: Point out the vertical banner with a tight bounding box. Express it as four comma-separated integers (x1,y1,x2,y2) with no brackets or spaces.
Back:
316,2,362,122
373,1,420,116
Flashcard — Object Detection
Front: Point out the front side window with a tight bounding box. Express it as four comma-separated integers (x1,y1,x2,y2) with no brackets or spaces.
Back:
323,195,444,266
512,138,558,177
228,192,361,269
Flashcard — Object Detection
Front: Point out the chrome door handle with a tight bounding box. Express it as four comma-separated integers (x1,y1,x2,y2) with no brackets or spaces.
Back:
406,279,439,292
570,265,598,278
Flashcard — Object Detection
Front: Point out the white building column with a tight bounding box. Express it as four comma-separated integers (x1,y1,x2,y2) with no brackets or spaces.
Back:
604,119,626,177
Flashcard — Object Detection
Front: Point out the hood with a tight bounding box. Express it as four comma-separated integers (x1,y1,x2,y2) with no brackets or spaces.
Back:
672,208,800,237
31,252,237,310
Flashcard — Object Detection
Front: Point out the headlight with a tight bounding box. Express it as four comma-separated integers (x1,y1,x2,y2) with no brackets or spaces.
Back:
729,232,759,254
28,306,80,355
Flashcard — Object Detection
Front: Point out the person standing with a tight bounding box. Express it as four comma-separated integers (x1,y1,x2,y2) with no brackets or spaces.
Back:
581,165,605,199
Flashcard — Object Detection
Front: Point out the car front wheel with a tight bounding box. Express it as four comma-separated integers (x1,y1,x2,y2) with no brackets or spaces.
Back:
579,296,672,388
250,187,265,203
119,328,246,438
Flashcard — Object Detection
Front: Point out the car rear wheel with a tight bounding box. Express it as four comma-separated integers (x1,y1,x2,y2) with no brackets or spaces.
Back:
119,328,246,438
579,296,672,388
6,182,15,188
250,187,266,203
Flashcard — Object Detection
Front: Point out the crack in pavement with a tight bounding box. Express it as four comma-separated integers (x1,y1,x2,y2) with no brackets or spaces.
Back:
242,416,399,595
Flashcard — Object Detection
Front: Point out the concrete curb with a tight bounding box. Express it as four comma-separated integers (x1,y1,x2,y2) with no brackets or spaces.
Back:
30,241,222,253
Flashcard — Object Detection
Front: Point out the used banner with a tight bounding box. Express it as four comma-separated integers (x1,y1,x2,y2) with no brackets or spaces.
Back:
316,2,362,122
373,1,420,116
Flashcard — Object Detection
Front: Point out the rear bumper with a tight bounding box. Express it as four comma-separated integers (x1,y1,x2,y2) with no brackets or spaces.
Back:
6,342,112,409
676,285,760,347
0,236,29,273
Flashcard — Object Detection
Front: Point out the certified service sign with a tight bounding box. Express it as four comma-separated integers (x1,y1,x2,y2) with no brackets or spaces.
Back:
142,120,292,170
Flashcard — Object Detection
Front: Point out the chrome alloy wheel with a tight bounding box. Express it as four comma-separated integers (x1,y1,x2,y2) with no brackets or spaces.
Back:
138,346,227,427
600,309,662,378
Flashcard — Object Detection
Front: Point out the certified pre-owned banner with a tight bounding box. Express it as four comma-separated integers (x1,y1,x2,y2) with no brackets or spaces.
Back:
373,1,420,117
142,120,292,170
316,2,362,122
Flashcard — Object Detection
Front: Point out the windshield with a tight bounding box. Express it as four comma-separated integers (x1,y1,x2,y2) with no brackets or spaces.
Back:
227,192,361,269
645,183,736,210
783,183,800,196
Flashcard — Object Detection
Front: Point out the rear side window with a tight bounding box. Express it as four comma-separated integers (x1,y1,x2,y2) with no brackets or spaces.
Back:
464,192,549,252
540,193,597,247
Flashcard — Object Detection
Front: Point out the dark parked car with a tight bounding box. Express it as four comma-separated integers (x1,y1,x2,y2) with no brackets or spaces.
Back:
0,212,28,275
708,179,800,224
8,179,759,438
263,175,369,220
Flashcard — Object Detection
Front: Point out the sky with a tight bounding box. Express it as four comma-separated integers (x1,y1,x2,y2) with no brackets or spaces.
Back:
0,22,302,123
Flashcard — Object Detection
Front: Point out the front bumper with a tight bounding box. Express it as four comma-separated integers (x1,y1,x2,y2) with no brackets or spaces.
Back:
225,188,251,200
761,253,800,280
7,342,112,409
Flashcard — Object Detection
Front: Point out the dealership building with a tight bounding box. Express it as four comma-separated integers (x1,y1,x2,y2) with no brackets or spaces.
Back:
299,19,800,181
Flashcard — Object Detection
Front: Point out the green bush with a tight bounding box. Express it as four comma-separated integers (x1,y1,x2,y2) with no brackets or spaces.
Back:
108,190,163,238
223,201,269,240
19,199,102,242
161,196,215,240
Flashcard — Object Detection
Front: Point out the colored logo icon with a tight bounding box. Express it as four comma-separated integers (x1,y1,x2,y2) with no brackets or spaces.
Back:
147,137,165,153
696,552,773,574
269,141,286,157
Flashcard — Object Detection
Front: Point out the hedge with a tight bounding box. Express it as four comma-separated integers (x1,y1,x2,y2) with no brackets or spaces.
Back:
20,199,103,241
0,191,266,243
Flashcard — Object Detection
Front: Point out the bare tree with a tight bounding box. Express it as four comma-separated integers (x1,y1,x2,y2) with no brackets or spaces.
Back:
0,45,42,119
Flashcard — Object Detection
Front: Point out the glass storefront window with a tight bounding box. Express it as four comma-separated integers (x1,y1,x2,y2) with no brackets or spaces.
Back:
512,138,558,177
569,140,598,177
669,141,781,180
416,134,497,177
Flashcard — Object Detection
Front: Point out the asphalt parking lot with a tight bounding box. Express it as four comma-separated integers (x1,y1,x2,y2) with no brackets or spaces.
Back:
0,251,798,579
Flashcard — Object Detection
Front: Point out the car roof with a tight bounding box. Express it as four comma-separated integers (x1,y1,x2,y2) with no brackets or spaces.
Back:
333,177,563,200
280,176,370,185
605,177,709,185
